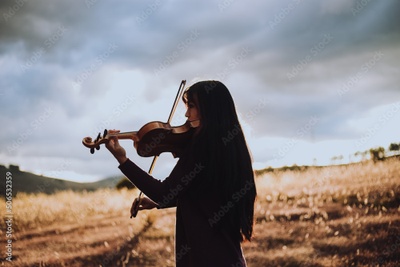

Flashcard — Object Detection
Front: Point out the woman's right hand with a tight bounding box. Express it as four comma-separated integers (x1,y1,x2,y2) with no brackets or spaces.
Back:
130,197,159,217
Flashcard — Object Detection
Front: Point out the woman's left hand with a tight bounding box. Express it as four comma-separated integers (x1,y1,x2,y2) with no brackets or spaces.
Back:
105,129,128,164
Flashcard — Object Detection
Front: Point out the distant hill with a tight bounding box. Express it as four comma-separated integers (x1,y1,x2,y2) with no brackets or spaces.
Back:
0,164,125,196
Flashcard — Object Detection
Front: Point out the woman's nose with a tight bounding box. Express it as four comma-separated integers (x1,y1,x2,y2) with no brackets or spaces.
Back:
185,109,189,118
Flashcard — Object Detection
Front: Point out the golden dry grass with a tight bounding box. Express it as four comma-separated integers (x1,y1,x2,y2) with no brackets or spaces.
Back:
247,158,400,266
2,189,136,231
1,158,399,266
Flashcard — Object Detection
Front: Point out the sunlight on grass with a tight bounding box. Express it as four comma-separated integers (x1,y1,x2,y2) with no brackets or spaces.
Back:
0,188,139,231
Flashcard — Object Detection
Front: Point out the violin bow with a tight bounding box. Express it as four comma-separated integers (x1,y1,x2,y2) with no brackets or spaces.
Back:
131,80,187,218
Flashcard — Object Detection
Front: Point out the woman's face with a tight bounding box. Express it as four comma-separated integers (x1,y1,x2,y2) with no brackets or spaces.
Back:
185,98,201,122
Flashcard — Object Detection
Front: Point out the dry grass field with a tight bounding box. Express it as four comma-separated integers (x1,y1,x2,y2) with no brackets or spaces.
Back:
1,158,399,266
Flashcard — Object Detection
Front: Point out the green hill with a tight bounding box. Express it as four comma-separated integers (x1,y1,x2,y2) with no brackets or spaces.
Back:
0,164,124,196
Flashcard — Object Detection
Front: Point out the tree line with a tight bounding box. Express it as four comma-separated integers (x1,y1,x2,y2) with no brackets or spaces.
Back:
331,142,400,164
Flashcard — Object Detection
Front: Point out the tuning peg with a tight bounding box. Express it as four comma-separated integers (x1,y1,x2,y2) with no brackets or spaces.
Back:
90,148,95,154
95,132,101,142
103,129,108,137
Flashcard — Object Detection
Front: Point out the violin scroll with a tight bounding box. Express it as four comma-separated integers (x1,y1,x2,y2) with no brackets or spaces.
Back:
82,129,109,154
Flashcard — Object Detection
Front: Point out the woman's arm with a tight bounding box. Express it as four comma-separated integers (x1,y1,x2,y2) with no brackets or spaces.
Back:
106,130,205,208
118,153,204,208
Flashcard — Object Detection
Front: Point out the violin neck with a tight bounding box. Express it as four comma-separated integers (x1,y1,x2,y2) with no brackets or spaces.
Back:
110,131,139,142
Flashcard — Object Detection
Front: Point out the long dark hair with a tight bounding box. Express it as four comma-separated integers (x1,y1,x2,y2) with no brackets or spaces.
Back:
183,80,256,242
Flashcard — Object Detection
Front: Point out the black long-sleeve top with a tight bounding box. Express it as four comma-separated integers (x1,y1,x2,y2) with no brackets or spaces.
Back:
118,146,247,267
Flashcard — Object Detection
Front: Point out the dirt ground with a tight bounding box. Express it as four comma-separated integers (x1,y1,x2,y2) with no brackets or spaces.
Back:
7,201,399,267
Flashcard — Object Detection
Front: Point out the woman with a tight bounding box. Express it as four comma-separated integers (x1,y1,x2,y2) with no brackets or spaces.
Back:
106,80,256,267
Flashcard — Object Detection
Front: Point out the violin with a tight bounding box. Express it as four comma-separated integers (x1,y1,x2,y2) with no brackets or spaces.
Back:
82,119,200,157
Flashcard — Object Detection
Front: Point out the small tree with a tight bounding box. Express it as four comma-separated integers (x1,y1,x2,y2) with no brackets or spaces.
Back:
369,147,385,162
389,143,400,156
116,177,136,190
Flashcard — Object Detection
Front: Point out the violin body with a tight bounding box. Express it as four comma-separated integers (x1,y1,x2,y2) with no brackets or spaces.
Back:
135,120,199,157
82,120,200,158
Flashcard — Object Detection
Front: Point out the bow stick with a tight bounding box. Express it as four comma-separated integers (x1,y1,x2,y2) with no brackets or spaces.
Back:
130,80,186,218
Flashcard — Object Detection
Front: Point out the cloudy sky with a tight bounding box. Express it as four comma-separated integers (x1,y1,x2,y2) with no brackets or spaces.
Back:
1,0,399,182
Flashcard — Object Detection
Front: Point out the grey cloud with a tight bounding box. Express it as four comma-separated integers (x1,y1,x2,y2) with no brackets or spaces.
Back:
1,0,399,178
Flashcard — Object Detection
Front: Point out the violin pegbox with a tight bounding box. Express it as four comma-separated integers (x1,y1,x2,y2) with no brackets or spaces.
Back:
82,129,110,154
